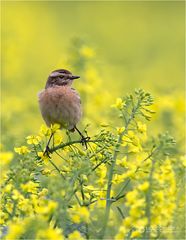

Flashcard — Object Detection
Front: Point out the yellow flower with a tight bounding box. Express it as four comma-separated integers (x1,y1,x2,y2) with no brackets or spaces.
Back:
116,127,125,135
138,182,149,192
0,152,13,165
68,230,84,240
50,123,61,133
38,151,50,165
37,227,63,240
126,190,138,205
35,200,58,215
12,189,22,200
112,174,124,184
4,183,13,193
26,135,41,145
131,230,141,238
39,124,51,136
116,156,127,167
137,121,147,133
38,188,48,198
70,206,90,223
80,46,95,58
21,181,39,194
41,168,51,175
5,222,24,239
134,217,148,229
123,217,132,228
71,215,81,224
54,133,63,145
14,146,30,155
111,98,125,110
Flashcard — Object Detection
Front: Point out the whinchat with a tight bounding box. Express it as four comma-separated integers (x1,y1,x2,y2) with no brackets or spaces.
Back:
38,69,88,149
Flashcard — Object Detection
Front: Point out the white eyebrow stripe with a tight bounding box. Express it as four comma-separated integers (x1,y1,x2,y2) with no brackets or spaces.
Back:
50,72,64,77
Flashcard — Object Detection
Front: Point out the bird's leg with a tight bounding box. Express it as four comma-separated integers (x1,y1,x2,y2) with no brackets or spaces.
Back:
74,126,90,149
44,133,54,157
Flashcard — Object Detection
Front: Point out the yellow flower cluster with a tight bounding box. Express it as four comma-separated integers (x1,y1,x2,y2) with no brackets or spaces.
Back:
111,98,126,110
69,205,90,224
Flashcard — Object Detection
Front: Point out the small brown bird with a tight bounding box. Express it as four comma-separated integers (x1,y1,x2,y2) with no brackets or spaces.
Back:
38,69,88,151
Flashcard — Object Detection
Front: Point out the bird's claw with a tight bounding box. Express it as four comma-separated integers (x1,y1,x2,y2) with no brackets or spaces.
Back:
80,136,90,149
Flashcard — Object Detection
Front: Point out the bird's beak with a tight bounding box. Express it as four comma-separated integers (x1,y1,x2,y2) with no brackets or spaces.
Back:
70,75,80,80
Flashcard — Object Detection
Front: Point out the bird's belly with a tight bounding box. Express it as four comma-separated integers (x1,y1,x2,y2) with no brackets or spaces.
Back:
38,87,82,130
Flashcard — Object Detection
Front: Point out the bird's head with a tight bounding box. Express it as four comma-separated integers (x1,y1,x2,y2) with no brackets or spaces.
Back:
45,69,80,88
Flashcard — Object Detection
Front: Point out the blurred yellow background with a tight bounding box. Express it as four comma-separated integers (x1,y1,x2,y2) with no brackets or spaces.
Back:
1,1,185,151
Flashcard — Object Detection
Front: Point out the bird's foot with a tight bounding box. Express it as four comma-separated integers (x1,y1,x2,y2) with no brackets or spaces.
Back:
44,145,51,158
80,136,90,149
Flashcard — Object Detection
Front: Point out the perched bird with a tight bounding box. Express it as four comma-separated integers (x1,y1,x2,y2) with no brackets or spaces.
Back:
38,69,88,151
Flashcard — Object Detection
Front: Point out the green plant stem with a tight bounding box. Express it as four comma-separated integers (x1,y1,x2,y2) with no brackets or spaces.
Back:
48,159,65,179
50,139,103,153
143,157,156,239
100,101,140,239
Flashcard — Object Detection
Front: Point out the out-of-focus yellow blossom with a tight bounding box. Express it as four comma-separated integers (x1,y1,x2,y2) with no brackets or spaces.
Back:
134,217,148,230
26,135,41,145
39,124,51,136
71,214,81,224
18,197,33,213
116,127,125,135
116,156,127,167
70,205,90,223
80,46,95,58
112,174,125,184
41,168,51,176
4,183,13,193
53,133,63,145
111,98,125,110
122,131,143,153
35,200,58,215
37,151,50,165
38,188,48,198
68,230,84,240
138,181,149,192
131,230,141,238
14,146,30,155
0,151,13,165
5,221,25,240
37,227,63,240
6,201,14,213
50,123,61,133
0,212,8,225
114,225,127,239
126,189,139,205
12,189,23,200
95,165,107,179
21,181,39,194
137,121,147,134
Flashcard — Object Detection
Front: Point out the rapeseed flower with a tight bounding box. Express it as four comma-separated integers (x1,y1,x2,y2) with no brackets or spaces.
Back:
80,45,95,58
111,98,125,110
21,181,39,194
68,230,84,240
26,135,41,145
14,146,30,155
0,151,13,165
37,227,63,240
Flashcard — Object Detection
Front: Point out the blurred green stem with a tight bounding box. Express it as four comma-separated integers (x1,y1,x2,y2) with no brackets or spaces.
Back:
50,139,103,153
143,157,156,239
100,100,140,239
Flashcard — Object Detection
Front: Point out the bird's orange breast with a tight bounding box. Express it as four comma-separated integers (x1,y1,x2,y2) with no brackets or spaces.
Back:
38,86,82,130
